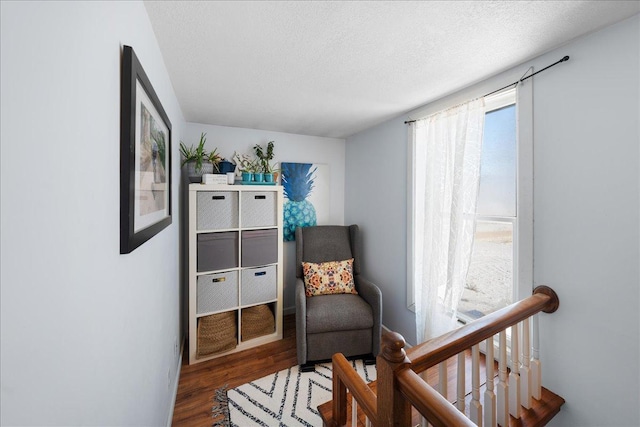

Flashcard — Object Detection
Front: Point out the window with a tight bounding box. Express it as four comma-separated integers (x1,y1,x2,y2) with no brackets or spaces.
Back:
408,85,532,328
458,91,516,322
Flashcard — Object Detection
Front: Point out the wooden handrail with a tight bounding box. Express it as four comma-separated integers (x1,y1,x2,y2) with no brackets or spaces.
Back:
407,286,559,374
332,353,378,425
396,369,475,427
322,286,560,427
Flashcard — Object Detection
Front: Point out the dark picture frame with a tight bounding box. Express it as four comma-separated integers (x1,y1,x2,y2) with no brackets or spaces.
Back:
120,45,172,254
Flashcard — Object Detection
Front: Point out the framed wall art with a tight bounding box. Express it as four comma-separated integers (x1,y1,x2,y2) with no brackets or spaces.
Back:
120,45,172,254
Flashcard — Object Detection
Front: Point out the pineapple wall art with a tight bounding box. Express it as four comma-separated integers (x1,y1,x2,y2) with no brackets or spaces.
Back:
281,162,329,241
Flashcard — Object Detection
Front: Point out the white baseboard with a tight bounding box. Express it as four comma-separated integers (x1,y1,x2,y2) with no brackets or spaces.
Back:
166,337,185,427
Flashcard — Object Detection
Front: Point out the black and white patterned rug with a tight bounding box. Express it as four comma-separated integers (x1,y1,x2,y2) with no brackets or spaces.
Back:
212,360,376,427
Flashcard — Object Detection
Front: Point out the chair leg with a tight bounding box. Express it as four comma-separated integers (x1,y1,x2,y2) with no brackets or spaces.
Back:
363,353,376,365
300,362,315,372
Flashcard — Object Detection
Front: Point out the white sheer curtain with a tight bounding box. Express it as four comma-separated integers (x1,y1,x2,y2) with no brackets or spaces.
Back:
413,98,486,344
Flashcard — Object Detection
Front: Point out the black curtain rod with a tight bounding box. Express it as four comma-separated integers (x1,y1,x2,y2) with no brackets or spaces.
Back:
404,55,570,124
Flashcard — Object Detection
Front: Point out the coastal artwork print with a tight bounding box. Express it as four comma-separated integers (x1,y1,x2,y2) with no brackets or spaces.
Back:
281,162,329,241
135,90,169,224
120,45,172,254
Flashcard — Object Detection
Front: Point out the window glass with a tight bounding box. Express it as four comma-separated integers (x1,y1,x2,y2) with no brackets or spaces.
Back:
459,221,513,319
476,105,516,217
460,98,516,321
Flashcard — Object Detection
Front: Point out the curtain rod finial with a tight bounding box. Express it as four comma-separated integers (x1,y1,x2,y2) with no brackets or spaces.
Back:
562,55,570,62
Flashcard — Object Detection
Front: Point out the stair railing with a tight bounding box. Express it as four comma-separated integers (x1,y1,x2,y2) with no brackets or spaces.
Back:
329,285,560,427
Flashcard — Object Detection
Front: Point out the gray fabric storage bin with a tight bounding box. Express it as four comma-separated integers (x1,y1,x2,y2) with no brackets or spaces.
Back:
241,229,278,267
197,232,239,272
241,192,277,228
197,191,238,230
197,270,239,314
241,265,277,305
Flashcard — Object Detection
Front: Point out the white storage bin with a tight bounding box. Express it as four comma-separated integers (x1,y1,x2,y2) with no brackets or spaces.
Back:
197,191,238,230
197,270,239,314
241,265,277,305
241,192,277,228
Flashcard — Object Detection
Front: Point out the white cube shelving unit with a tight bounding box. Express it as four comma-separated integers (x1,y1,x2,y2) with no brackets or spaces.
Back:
187,183,284,365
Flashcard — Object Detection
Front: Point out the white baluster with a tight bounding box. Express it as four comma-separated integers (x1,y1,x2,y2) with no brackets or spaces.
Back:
497,331,509,427
439,360,448,398
470,345,483,426
509,324,521,418
428,359,448,427
457,353,466,412
421,370,430,427
366,417,372,427
351,394,357,427
520,318,532,409
484,336,496,427
531,313,542,400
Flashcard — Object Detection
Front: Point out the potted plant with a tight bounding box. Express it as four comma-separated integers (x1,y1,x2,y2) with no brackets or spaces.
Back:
264,162,280,183
248,159,265,182
254,141,274,171
180,132,214,182
232,152,256,182
208,147,222,173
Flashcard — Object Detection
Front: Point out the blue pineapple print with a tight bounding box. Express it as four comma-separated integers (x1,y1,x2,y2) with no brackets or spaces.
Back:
281,163,317,241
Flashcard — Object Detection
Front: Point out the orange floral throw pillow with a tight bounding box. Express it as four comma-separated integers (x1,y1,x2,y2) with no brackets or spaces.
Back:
302,258,357,297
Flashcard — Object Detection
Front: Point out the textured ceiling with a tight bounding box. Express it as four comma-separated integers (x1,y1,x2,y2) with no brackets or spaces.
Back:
144,1,639,138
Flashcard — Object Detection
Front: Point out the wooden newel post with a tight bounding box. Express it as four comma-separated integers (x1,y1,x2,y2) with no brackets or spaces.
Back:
377,331,412,427
332,355,348,426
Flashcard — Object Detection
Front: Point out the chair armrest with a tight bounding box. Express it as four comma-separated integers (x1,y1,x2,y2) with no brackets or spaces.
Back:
296,278,308,365
356,276,383,356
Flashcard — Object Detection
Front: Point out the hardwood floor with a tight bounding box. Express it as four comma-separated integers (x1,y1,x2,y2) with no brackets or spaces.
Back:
171,315,488,426
172,314,298,426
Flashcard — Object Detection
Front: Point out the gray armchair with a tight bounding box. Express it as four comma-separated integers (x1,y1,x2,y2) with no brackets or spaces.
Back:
295,225,382,370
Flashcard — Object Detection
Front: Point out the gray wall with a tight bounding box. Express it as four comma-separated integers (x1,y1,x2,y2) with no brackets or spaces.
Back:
182,123,346,313
345,118,412,338
533,15,639,426
1,2,184,425
345,15,639,426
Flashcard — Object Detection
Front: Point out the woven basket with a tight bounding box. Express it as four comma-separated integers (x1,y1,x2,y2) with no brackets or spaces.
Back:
197,311,237,359
241,304,275,341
